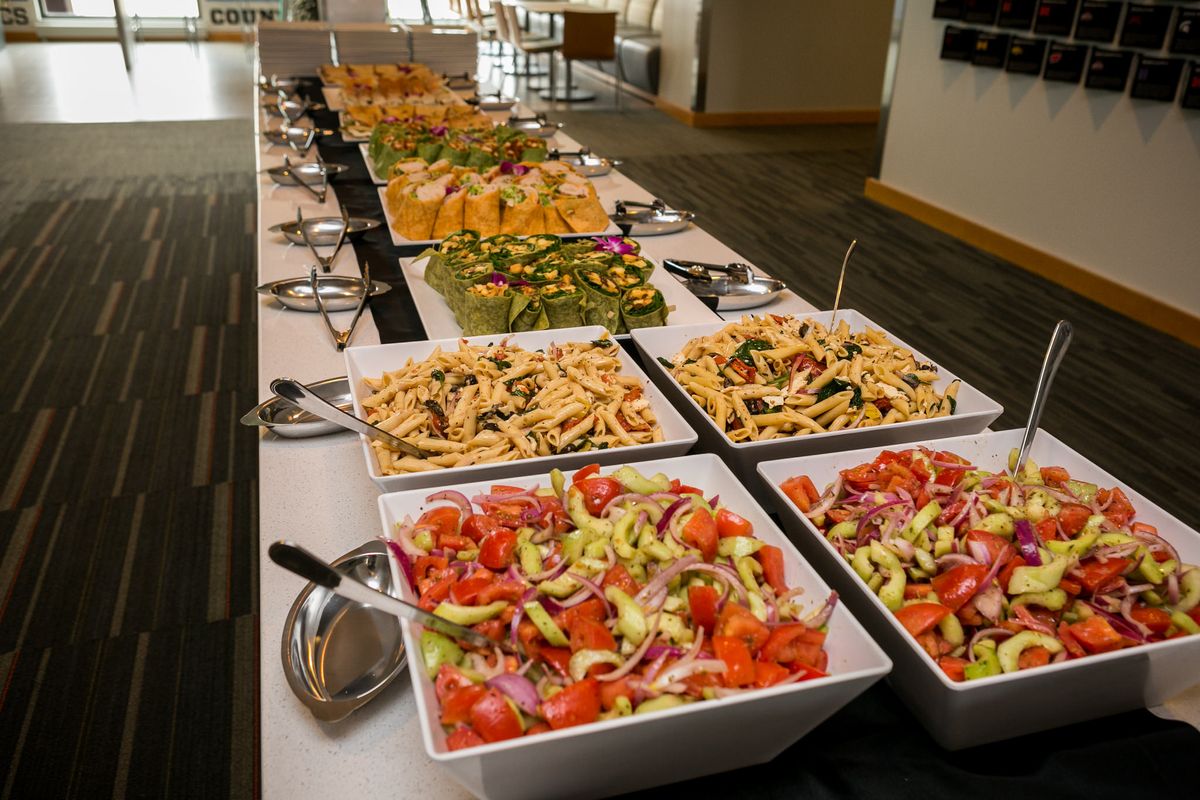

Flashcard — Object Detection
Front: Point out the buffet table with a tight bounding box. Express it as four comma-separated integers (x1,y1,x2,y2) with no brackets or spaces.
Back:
253,79,1200,800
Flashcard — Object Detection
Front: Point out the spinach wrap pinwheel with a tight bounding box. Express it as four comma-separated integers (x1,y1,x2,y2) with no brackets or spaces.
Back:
422,229,480,294
446,261,495,318
620,286,668,330
540,277,586,329
458,280,529,336
575,268,623,332
509,284,550,332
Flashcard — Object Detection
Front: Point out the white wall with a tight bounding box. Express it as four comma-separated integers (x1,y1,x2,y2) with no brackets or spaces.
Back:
703,0,893,112
658,0,702,110
879,1,1200,317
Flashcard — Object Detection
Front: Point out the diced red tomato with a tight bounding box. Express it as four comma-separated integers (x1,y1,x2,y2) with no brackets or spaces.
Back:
681,509,719,562
756,545,788,594
688,584,720,634
461,513,505,543
716,603,771,653
440,684,488,725
472,619,505,642
524,722,552,737
446,726,485,751
1039,466,1071,486
414,554,449,581
475,580,525,605
715,508,753,538
997,556,1026,593
938,656,969,682
904,583,934,600
478,529,519,570
1017,646,1052,670
680,669,722,697
964,530,1014,564
418,572,456,611
435,663,474,703
417,506,461,540
1035,518,1059,541
1058,622,1086,658
449,569,496,605
568,618,617,654
670,478,703,496
571,463,600,485
781,475,820,511
1129,606,1172,635
894,603,952,637
579,477,622,515
1058,577,1082,596
1130,522,1158,536
1073,558,1133,593
713,636,754,687
538,646,571,677
1057,504,1091,537
728,358,756,382
599,677,634,711
540,678,601,730
1098,487,1135,527
931,564,989,612
600,564,640,596
439,533,474,552
956,600,984,627
1189,608,1200,626
558,598,606,631
1068,616,1124,654
759,624,826,666
752,660,791,688
469,689,524,742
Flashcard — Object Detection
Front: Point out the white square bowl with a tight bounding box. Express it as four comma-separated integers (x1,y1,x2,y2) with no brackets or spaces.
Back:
758,428,1200,750
344,326,698,494
630,311,1003,503
378,453,892,800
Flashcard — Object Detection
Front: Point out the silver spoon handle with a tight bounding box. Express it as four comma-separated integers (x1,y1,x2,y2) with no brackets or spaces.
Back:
268,541,514,654
269,377,426,458
1014,320,1073,474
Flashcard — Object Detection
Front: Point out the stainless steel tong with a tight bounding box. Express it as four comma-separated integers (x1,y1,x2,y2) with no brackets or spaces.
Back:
663,258,754,284
309,264,370,351
614,198,667,217
298,206,350,273
268,379,427,458
281,154,329,204
548,146,591,159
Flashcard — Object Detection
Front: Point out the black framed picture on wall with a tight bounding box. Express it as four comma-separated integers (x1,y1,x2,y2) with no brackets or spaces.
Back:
998,0,1039,30
1006,36,1048,73
1130,55,1185,102
1034,0,1080,36
1084,47,1134,91
1182,61,1200,109
1074,1,1123,44
934,0,964,20
1119,3,1173,50
1170,9,1200,56
1044,41,1089,82
941,25,979,61
973,32,1012,67
963,0,1001,24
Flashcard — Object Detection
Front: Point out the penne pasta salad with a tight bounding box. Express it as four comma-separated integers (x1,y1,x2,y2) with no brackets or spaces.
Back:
660,315,960,442
360,336,664,474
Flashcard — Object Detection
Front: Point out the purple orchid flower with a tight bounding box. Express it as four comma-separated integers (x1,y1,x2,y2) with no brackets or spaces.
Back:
593,236,636,255
430,125,449,137
499,161,531,176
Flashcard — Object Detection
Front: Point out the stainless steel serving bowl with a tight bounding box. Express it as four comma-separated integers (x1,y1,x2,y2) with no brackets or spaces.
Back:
610,207,695,236
269,216,381,245
681,274,787,310
281,539,407,722
256,275,391,312
266,162,349,186
240,376,356,438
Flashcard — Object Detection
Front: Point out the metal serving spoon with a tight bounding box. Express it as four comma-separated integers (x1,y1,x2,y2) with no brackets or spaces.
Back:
1013,320,1074,476
269,541,516,655
269,377,428,459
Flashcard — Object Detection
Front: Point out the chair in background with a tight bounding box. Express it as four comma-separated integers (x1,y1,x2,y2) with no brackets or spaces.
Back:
464,0,500,55
543,9,619,106
498,1,561,94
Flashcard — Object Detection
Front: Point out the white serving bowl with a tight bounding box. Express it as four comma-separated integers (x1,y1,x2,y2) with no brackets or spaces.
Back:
630,311,1003,503
378,453,892,800
344,326,698,494
758,428,1200,750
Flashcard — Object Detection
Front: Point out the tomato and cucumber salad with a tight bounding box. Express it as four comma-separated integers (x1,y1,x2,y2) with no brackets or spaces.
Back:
780,447,1199,682
389,464,837,750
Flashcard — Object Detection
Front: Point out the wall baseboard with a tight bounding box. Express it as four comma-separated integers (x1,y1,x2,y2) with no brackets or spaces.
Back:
864,178,1200,348
655,97,879,127
4,32,41,42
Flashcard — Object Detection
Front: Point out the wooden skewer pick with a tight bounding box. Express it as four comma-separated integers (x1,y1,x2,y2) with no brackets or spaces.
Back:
831,239,857,327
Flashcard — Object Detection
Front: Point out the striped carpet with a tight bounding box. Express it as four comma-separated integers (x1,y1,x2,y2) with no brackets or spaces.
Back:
0,120,259,799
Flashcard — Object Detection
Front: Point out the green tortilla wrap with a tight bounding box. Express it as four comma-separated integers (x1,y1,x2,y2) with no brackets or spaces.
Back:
509,285,549,332
540,278,586,329
458,281,528,336
620,287,668,330
575,268,623,333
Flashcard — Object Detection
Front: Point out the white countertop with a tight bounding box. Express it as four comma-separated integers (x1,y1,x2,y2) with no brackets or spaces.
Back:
254,97,817,800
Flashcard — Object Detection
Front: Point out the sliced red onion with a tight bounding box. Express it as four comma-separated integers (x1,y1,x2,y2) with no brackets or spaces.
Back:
1131,530,1181,566
1012,605,1054,635
886,538,915,561
707,495,720,508
1084,601,1148,643
486,672,540,716
1167,572,1180,605
804,492,837,520
805,591,839,629
510,587,537,648
644,645,684,661
932,459,975,470
965,626,1013,660
597,610,664,682
526,557,569,583
642,650,672,685
656,497,691,534
473,490,539,507
559,573,611,614
656,658,727,687
634,554,700,605
426,490,473,514
391,519,428,557
938,553,980,570
1013,519,1042,566
973,584,1004,622
855,499,909,536
538,596,564,616
1119,595,1152,638
1093,543,1140,562
382,537,417,592
965,540,993,565
685,563,749,605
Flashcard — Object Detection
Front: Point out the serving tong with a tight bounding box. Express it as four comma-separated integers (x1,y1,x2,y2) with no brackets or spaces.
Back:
298,206,350,272
663,258,753,284
309,264,370,351
280,153,330,203
614,198,666,217
663,259,786,311
547,147,621,176
269,378,428,458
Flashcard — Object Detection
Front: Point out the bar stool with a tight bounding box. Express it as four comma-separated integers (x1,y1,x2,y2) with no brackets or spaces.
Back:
541,9,619,106
499,2,561,92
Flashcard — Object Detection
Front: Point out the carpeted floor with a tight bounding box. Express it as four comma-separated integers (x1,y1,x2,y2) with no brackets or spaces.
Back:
1,108,1197,800
0,120,259,799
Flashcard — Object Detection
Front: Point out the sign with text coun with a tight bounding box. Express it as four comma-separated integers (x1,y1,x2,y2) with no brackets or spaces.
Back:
200,1,281,28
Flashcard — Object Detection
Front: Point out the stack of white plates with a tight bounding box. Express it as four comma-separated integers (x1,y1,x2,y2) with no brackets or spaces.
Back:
401,23,479,76
257,21,334,78
333,23,413,65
